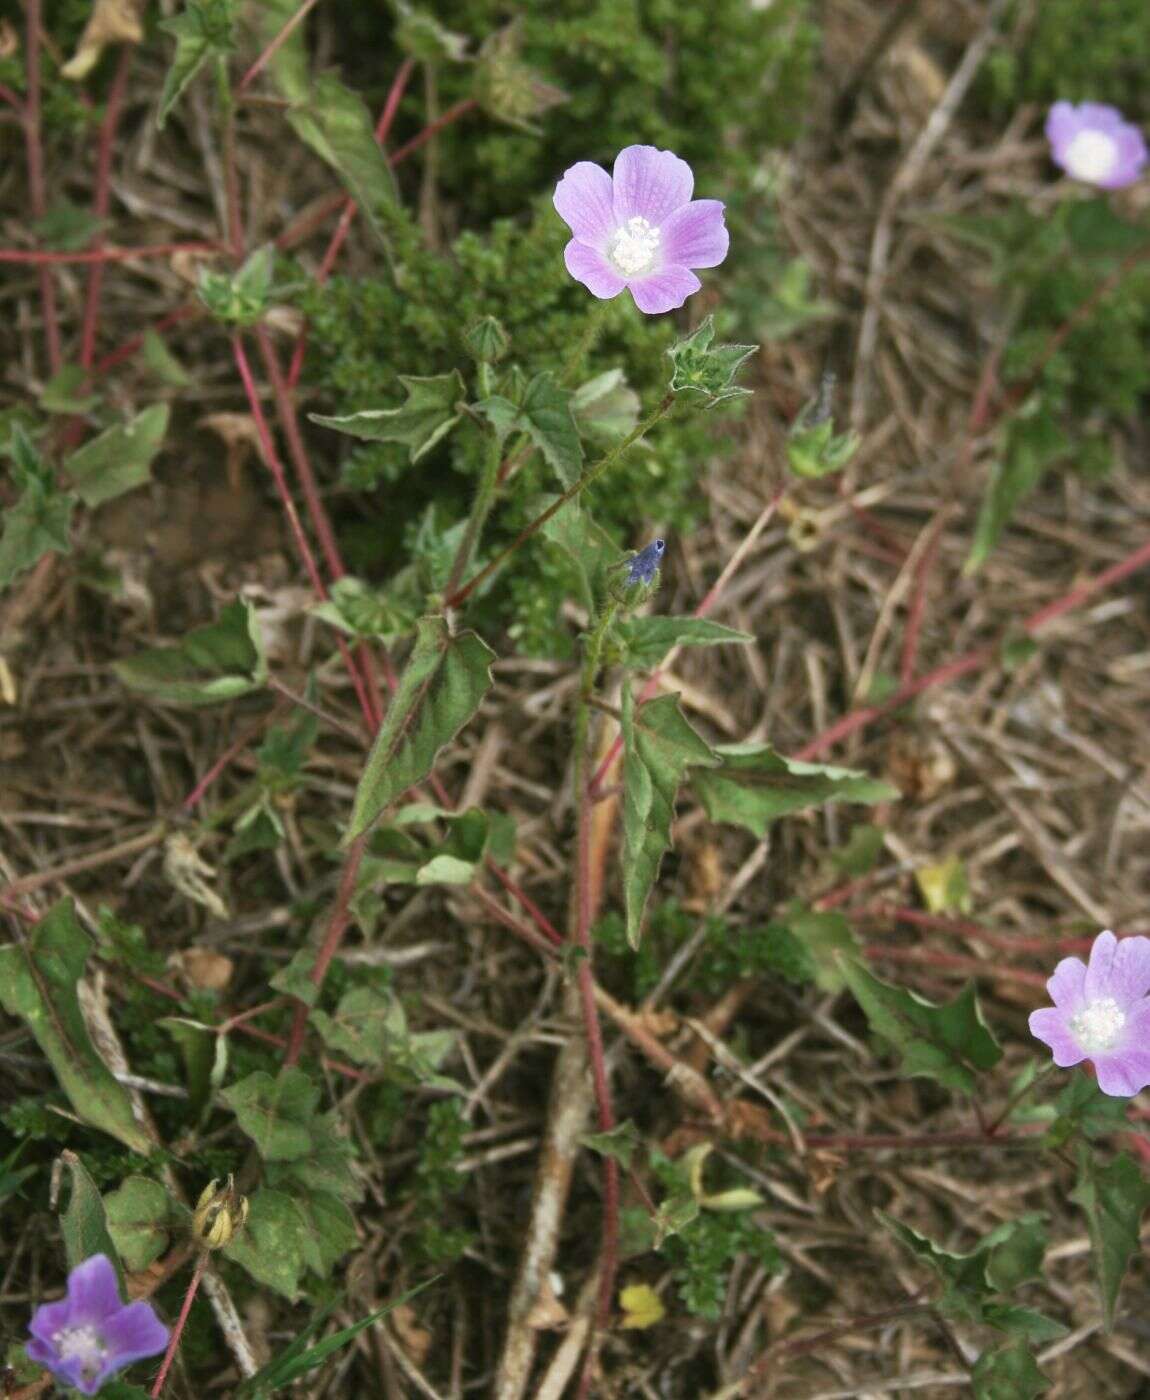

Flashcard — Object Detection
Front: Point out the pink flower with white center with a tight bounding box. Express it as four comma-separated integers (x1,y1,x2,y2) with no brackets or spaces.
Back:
1045,102,1147,190
553,145,729,315
1029,930,1150,1097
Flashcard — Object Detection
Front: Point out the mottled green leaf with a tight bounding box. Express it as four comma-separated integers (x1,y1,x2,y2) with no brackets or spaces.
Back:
583,1120,642,1169
621,685,719,949
311,985,404,1067
141,329,192,387
160,1017,227,1121
311,372,464,464
249,0,309,102
982,1305,1067,1344
288,74,403,260
879,1211,1048,1328
290,1189,357,1278
114,599,267,706
475,372,583,487
966,397,1068,574
0,904,150,1152
60,1152,126,1287
788,910,859,991
362,805,509,887
221,1068,319,1161
841,965,1002,1094
0,482,76,587
972,1341,1049,1399
616,616,753,668
571,369,640,447
1071,1148,1150,1331
104,1176,173,1271
223,1188,305,1300
158,0,235,128
346,617,495,840
66,405,168,507
273,1111,361,1202
692,742,897,839
666,316,757,407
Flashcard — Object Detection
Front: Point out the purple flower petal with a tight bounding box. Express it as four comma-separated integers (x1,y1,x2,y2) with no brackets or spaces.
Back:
627,265,701,315
1028,1007,1086,1067
612,145,694,227
1046,100,1147,189
1045,953,1087,1012
1097,932,1150,1005
563,240,626,300
65,1254,123,1324
553,161,616,247
1094,1048,1150,1097
102,1301,170,1364
660,199,729,271
1044,100,1080,146
27,1299,73,1347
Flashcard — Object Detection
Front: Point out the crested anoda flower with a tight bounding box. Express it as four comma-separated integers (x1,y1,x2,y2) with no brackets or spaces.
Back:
1045,102,1147,190
26,1253,169,1396
553,145,728,314
1029,929,1150,1097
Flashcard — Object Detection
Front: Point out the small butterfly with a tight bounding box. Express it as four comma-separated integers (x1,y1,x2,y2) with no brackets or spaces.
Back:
623,538,665,586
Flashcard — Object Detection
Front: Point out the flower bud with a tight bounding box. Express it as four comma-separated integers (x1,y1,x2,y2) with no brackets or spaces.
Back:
192,1175,249,1251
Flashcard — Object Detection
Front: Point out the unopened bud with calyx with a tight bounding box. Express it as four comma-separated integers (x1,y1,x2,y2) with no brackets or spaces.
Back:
192,1175,249,1251
787,371,859,479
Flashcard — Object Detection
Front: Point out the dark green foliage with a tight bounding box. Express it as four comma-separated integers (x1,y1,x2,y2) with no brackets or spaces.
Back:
650,1152,780,1320
983,0,1150,120
405,1100,473,1266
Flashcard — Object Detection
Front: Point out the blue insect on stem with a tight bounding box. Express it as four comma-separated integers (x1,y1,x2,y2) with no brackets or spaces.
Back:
624,538,665,586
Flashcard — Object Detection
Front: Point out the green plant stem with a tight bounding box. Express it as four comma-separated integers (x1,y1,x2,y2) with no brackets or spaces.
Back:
986,1061,1059,1136
445,390,503,599
149,1253,208,1397
447,393,676,609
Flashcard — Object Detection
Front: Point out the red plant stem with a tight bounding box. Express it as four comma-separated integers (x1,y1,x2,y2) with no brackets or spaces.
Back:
237,0,321,92
286,58,416,391
484,856,564,946
22,0,61,374
0,241,221,265
573,767,618,1400
0,82,23,113
77,48,133,374
93,306,198,374
182,702,286,810
588,490,783,796
149,1253,207,1397
799,533,1150,758
863,943,1047,987
231,333,377,730
255,326,390,717
851,904,1097,958
898,511,945,684
275,92,475,254
386,96,476,167
283,835,367,1065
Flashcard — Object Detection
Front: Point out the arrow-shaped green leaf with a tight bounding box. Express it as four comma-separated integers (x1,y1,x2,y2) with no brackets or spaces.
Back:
0,902,151,1153
346,617,495,840
311,372,465,464
621,685,719,949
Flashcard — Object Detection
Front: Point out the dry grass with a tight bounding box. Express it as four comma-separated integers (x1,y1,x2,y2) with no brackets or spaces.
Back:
2,2,1149,1397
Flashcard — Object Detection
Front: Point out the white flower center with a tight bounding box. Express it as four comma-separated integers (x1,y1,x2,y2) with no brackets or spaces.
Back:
54,1324,108,1380
1070,997,1126,1052
609,216,660,276
1063,130,1118,183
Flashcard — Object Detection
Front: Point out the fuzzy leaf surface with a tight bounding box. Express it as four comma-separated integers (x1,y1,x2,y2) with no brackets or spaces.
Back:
114,599,267,706
66,405,168,507
1070,1148,1150,1331
0,903,150,1152
692,742,898,838
840,964,1002,1094
346,617,495,840
311,372,464,464
622,685,719,948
